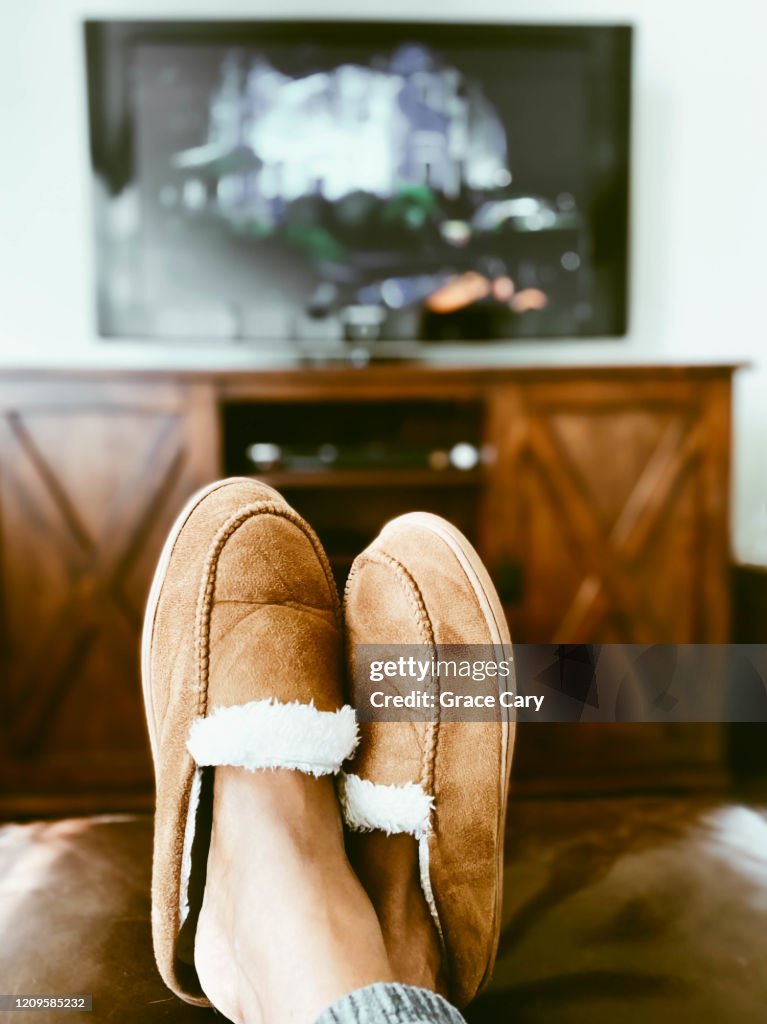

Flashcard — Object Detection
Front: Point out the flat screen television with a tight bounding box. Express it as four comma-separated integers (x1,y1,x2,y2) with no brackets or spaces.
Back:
85,20,632,350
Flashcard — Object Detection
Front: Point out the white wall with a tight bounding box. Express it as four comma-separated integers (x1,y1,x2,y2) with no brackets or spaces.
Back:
1,0,766,564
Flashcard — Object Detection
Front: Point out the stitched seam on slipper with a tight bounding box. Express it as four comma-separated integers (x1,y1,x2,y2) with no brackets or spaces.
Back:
360,547,440,799
351,546,447,968
194,502,341,720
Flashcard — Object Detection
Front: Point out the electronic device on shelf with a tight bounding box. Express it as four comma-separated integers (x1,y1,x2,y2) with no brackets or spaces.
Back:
85,20,632,351
245,441,483,474
223,398,486,585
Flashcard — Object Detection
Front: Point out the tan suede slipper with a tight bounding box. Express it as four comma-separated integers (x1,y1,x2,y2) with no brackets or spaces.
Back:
141,477,357,1005
340,512,514,1009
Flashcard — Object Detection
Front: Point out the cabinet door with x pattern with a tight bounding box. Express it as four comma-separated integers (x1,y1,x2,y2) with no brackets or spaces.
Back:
482,373,732,646
0,378,219,812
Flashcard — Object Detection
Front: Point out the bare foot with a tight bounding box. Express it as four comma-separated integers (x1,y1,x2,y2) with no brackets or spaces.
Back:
195,767,395,1024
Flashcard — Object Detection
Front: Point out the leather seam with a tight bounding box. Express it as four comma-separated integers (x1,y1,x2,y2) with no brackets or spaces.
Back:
353,548,441,799
194,502,342,720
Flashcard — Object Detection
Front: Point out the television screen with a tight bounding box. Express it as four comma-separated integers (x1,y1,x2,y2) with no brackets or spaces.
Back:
85,21,631,346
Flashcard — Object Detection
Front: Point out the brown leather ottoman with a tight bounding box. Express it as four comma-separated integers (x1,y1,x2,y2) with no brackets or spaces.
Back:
0,816,209,1023
2,798,767,1023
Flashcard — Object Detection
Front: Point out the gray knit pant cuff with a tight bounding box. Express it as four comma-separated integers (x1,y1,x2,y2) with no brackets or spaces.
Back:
314,983,466,1024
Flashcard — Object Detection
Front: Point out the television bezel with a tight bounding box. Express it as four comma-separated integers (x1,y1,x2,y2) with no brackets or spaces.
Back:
84,18,633,348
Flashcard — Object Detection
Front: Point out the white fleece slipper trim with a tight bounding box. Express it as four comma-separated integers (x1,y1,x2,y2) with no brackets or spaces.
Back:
419,832,446,948
338,774,445,948
339,772,434,839
187,699,359,776
179,766,202,926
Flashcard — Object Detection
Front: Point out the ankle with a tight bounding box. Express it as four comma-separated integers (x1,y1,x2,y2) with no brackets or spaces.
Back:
195,767,395,1024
